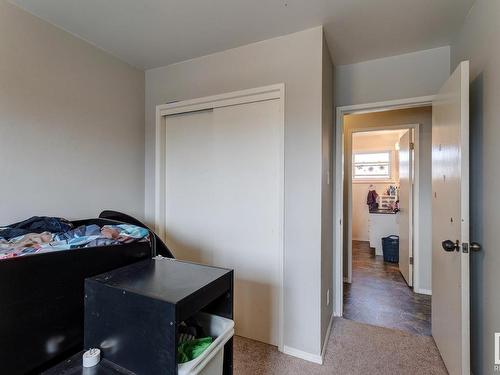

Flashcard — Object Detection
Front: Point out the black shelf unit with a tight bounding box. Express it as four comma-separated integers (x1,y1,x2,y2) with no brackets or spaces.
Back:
45,257,234,375
0,218,155,375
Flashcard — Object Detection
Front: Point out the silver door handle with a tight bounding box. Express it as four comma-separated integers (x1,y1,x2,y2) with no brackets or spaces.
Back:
470,242,482,252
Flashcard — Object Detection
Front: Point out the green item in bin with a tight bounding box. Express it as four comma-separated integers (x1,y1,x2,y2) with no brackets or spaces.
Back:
177,337,213,363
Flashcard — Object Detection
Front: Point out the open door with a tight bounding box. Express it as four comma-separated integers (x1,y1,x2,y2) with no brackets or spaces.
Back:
398,129,413,286
432,61,470,375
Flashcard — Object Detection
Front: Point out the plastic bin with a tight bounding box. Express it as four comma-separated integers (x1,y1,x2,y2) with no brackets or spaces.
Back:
178,313,234,375
382,235,399,263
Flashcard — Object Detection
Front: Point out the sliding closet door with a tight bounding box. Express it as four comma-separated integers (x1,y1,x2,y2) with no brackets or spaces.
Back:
165,99,282,346
165,109,215,265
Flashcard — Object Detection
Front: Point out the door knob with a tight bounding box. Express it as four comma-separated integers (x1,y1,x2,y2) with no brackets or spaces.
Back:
442,239,459,252
470,242,482,252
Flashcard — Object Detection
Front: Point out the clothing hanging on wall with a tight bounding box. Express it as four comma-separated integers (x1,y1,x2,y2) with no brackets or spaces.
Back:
366,189,379,211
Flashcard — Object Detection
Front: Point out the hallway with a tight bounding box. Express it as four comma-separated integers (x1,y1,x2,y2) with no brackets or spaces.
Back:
343,240,432,335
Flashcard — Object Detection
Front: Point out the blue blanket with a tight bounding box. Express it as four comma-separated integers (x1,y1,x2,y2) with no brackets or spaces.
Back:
0,223,149,259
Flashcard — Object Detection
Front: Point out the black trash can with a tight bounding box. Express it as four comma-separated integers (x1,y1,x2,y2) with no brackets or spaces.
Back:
382,235,399,263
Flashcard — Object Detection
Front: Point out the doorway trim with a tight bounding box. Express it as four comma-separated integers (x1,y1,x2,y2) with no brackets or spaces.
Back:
155,83,285,351
334,95,435,317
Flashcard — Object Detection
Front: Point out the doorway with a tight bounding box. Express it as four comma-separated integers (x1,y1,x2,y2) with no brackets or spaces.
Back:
343,125,431,335
335,105,434,335
334,61,472,375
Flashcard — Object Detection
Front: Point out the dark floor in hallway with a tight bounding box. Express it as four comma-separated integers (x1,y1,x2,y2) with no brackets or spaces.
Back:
343,240,432,335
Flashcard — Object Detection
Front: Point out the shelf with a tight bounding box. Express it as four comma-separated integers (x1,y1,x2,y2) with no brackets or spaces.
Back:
45,257,234,375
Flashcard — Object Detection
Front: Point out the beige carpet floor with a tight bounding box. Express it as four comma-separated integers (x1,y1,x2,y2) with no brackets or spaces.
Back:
234,318,447,375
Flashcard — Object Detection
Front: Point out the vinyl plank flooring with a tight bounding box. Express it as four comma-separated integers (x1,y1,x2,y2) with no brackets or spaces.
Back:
343,240,432,336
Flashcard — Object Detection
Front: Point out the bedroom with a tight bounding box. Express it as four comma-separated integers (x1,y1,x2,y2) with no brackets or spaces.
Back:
1,1,497,374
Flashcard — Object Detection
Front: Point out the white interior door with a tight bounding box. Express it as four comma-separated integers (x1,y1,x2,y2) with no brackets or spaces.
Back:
398,130,413,286
165,99,282,346
432,61,470,375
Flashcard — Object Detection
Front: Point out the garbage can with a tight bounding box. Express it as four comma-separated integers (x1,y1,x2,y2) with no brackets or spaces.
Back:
178,313,234,375
382,235,399,263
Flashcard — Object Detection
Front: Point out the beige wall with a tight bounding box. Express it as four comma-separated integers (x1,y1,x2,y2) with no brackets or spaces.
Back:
0,1,145,223
335,46,450,107
146,27,327,357
344,107,433,293
351,131,401,241
451,0,500,373
320,35,334,349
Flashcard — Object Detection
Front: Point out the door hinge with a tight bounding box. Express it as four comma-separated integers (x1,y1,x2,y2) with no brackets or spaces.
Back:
410,142,415,150
409,256,414,265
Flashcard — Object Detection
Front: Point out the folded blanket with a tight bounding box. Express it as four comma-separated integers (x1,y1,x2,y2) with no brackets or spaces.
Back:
0,224,149,259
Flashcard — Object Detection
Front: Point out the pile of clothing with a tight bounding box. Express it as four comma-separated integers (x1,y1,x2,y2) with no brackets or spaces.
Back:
177,318,213,364
0,216,149,260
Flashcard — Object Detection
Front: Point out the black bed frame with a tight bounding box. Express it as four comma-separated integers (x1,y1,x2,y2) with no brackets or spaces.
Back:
0,212,173,374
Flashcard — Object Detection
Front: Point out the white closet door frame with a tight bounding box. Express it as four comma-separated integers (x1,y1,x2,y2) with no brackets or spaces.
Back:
155,83,285,351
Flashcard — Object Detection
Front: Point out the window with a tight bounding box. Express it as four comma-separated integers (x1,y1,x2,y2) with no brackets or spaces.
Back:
353,151,391,180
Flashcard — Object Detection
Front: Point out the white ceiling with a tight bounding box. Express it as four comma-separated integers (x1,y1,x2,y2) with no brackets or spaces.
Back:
9,0,474,70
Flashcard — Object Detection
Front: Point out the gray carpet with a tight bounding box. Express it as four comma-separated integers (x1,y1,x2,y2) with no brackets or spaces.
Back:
234,318,447,375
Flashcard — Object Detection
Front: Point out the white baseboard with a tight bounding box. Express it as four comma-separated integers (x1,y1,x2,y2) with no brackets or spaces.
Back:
321,313,334,359
415,288,432,295
283,345,323,365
